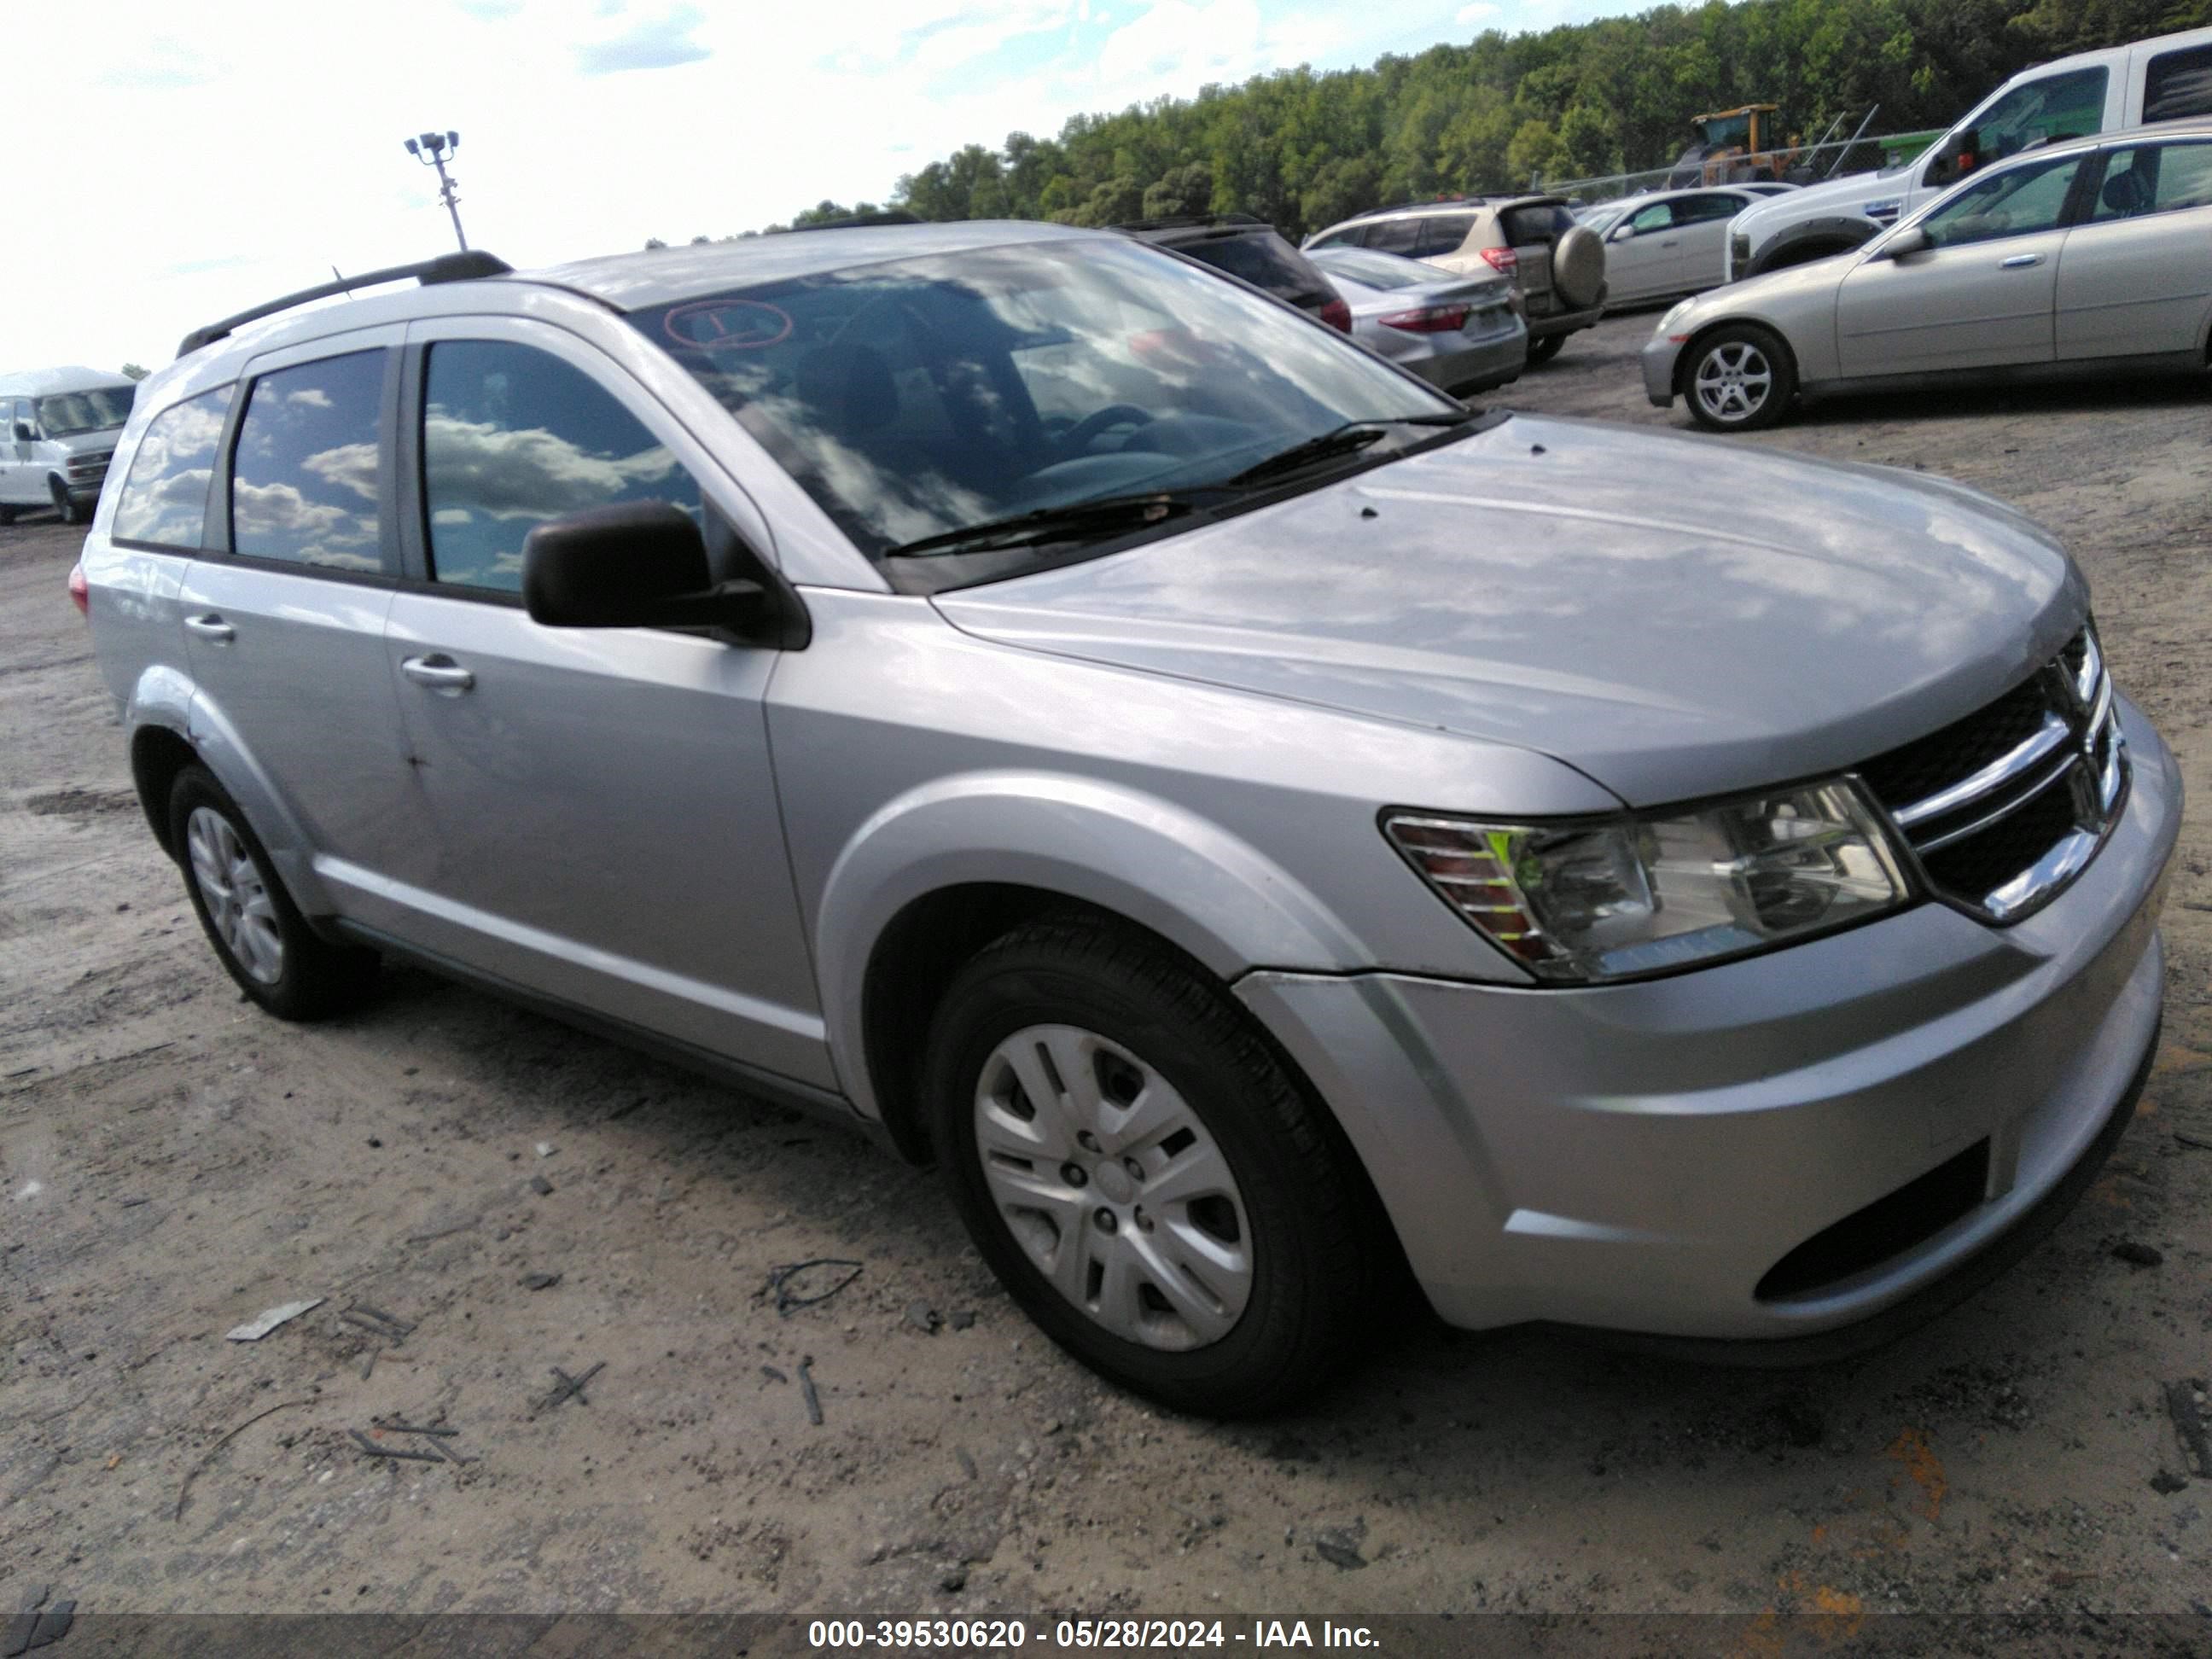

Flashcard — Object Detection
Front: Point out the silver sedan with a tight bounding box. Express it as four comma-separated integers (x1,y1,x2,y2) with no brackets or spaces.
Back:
1579,185,1772,306
1307,246,1528,393
1644,120,2212,430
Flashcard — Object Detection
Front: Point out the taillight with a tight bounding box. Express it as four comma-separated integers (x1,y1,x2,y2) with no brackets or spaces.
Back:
68,562,89,618
1318,296,1353,333
1479,247,1519,276
1379,305,1471,335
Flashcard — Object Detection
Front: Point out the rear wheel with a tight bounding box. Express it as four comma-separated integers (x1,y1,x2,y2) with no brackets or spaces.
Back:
1525,333,1567,366
924,915,1377,1417
167,765,378,1020
1684,323,1796,432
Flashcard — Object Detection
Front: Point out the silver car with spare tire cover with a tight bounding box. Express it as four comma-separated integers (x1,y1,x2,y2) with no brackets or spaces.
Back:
78,222,2178,1417
1304,195,1608,364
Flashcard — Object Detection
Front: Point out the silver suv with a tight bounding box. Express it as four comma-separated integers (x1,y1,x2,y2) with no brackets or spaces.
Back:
80,224,2178,1416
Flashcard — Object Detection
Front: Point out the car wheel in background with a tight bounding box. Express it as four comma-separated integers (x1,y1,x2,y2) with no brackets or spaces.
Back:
1525,334,1567,366
0,505,16,526
167,765,378,1020
924,913,1376,1417
1684,323,1796,433
1551,224,1606,311
49,481,82,525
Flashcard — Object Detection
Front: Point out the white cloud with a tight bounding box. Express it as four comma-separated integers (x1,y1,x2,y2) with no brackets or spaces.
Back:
1456,3,1501,24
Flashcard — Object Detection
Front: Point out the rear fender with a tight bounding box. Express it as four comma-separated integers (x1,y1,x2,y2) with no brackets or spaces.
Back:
178,681,337,913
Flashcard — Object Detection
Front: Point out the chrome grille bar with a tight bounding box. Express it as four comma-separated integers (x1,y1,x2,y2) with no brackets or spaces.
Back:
1891,712,2070,830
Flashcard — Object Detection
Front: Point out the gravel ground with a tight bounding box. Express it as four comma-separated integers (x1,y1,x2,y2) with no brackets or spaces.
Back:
3,312,2210,1627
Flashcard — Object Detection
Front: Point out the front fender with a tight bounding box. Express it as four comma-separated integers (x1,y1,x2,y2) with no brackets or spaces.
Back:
1746,215,1882,276
813,770,1364,1119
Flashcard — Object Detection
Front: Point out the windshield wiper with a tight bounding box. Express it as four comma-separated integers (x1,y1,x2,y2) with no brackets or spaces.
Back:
882,490,1226,561
1224,411,1480,487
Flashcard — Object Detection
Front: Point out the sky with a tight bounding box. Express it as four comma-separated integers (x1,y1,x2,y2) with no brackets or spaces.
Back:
9,0,1627,375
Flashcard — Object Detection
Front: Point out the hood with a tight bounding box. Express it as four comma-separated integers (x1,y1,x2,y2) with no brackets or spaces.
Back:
933,415,2085,809
49,428,124,457
1735,169,1906,237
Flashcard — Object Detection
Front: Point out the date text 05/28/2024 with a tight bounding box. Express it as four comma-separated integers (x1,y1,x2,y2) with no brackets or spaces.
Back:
807,1619,1382,1650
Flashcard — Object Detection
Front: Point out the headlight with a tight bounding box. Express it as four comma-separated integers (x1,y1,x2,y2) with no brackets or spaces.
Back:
1382,780,1911,983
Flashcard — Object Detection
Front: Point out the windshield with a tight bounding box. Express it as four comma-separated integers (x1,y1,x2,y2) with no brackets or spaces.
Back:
635,236,1454,574
1580,203,1629,236
34,386,136,438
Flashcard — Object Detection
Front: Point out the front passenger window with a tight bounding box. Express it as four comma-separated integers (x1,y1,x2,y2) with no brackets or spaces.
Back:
422,341,702,594
1919,154,2083,248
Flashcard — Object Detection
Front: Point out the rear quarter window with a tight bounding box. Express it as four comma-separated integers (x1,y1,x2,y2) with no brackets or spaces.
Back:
1500,204,1577,246
110,385,235,550
2145,44,2212,122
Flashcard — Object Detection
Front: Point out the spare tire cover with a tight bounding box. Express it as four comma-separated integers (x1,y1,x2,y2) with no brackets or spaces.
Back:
1552,224,1605,310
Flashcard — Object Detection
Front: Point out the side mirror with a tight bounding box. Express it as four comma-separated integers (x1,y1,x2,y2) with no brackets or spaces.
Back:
11,422,32,442
1609,222,1637,242
1882,224,1930,260
522,500,772,634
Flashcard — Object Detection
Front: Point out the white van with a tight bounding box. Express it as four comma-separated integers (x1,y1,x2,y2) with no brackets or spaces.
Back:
1729,26,2212,277
0,366,139,525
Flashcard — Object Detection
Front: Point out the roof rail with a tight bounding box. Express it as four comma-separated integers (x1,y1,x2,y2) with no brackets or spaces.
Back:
1113,212,1266,233
176,249,513,358
783,210,923,232
1350,195,1487,219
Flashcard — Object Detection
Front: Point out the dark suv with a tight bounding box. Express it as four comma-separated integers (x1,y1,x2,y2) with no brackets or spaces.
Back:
1119,214,1353,334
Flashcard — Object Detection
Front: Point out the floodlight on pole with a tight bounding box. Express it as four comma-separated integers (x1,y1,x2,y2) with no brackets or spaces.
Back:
403,127,469,252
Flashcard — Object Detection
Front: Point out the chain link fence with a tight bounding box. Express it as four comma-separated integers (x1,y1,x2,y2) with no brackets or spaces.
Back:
1540,130,1942,207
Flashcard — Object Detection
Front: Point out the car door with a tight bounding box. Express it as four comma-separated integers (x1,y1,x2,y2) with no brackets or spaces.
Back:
2055,137,2212,360
1603,201,1683,302
176,332,422,902
376,316,830,1089
1834,151,2088,377
4,399,35,505
1667,191,1749,292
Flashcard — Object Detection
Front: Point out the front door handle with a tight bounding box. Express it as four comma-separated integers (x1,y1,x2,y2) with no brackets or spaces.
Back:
183,612,235,643
2000,252,2043,268
400,653,475,693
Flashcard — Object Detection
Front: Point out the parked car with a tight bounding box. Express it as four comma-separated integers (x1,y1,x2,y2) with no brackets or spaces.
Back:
1307,245,1527,393
1575,185,1775,306
1117,213,1351,333
81,224,2177,1416
1303,195,1607,363
0,367,137,524
1645,121,2212,431
1728,24,2212,278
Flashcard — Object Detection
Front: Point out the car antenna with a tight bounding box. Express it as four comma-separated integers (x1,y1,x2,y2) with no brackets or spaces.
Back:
331,265,355,297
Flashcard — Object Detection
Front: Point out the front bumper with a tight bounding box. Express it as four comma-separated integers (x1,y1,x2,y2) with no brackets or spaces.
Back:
1641,332,1685,405
1237,693,2180,1347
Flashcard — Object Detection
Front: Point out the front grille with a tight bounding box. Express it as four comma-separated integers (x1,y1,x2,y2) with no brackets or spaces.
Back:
1856,623,2126,924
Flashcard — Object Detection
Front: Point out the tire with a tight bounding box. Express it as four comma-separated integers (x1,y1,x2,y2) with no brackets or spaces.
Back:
1524,332,1567,366
1682,323,1796,433
923,914,1377,1417
49,480,82,526
0,505,16,526
167,765,378,1020
1551,223,1605,311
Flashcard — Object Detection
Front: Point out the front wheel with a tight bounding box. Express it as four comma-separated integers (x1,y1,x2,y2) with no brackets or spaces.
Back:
1684,323,1796,432
168,765,378,1020
924,916,1378,1416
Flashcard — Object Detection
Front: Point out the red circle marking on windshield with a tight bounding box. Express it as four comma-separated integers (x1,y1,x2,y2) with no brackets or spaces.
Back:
663,300,793,351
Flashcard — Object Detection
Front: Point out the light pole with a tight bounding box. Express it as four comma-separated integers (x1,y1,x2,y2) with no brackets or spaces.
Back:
403,130,469,252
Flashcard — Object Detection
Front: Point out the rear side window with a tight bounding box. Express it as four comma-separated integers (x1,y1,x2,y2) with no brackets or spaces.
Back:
422,340,700,595
111,385,234,550
1414,213,1477,256
1178,232,1334,308
1500,203,1576,246
1672,194,1745,225
2145,44,2212,122
230,351,387,573
1364,218,1424,256
2089,141,2212,219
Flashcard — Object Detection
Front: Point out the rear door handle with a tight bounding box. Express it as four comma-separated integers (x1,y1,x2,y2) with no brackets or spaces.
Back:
400,653,475,693
183,612,235,643
2000,253,2043,268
